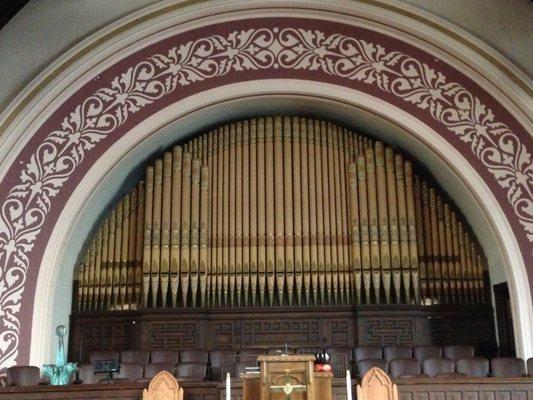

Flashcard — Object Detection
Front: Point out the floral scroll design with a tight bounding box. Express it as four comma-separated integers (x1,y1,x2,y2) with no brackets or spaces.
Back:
0,27,531,370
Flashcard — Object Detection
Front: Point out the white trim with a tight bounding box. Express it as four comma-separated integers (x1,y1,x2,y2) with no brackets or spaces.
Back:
31,81,532,366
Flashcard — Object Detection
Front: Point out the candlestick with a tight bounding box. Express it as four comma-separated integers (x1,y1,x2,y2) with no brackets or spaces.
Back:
346,370,353,400
226,372,231,400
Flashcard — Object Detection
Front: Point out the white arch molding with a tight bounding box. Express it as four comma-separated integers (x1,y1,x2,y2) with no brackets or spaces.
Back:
32,82,532,366
0,0,529,369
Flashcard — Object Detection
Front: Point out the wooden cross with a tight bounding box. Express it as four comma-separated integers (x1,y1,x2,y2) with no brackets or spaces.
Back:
270,370,307,400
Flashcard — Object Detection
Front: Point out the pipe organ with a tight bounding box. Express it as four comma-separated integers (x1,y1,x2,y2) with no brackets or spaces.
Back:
76,117,487,311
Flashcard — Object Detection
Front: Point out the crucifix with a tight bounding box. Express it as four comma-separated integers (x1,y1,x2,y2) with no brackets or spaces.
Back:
270,370,307,400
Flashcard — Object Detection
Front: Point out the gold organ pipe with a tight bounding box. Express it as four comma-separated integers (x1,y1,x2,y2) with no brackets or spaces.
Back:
235,123,244,306
94,226,103,311
257,119,267,306
171,147,182,307
293,117,304,305
87,235,96,311
127,188,137,308
385,148,401,303
190,158,201,306
273,117,285,305
306,120,318,306
207,133,215,307
339,129,350,304
113,201,123,309
100,218,109,310
348,162,362,304
437,196,449,303
143,167,154,307
135,181,144,307
250,120,259,306
413,176,426,304
395,154,409,304
314,120,326,304
222,126,230,306
404,161,419,304
107,210,117,309
151,160,163,307
228,125,236,307
332,125,343,304
421,182,434,303
120,195,130,309
181,152,192,306
322,122,333,304
429,188,442,303
444,204,454,304
200,164,210,305
357,155,371,303
242,122,251,306
375,142,391,303
160,152,172,307
365,147,381,303
283,117,295,305
265,117,276,306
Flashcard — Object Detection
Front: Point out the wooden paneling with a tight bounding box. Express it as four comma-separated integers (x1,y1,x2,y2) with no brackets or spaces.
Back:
69,305,494,362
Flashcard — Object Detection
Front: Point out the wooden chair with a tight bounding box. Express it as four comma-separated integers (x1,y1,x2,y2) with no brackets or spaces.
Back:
357,367,398,400
143,371,183,400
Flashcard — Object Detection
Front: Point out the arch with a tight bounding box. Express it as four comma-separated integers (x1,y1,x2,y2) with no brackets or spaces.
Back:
0,1,530,369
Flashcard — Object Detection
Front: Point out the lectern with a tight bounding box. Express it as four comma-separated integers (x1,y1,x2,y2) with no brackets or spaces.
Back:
241,355,332,400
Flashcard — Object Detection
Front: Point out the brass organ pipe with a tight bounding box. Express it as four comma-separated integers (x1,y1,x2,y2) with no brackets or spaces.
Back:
314,120,326,304
375,142,391,303
190,158,201,306
357,155,371,303
274,117,285,305
120,195,130,309
365,147,381,303
80,251,89,310
265,117,276,306
242,122,251,306
306,119,318,306
151,160,163,307
437,196,449,303
160,152,172,307
222,126,230,306
113,201,123,309
200,164,209,307
215,129,224,306
339,129,350,304
348,162,362,304
250,120,259,306
107,210,116,309
100,218,109,310
170,147,182,307
143,167,154,307
127,188,137,308
464,232,474,304
94,226,103,311
181,152,192,306
404,161,419,304
207,133,215,307
331,124,343,304
421,181,434,303
87,235,96,311
235,123,244,306
457,221,468,304
283,117,295,305
444,204,455,304
257,119,267,306
292,117,304,305
135,182,144,307
429,188,442,303
395,154,410,304
228,125,236,307
413,176,427,304
322,122,333,305
327,123,338,304
385,147,401,303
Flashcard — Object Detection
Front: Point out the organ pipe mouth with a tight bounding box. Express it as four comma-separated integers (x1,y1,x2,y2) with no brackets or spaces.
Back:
76,117,486,312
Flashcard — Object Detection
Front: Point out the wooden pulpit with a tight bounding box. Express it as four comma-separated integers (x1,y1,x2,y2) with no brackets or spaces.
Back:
242,355,332,400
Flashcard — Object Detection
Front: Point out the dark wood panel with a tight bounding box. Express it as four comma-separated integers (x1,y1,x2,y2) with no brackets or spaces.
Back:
69,305,495,363
2,378,532,400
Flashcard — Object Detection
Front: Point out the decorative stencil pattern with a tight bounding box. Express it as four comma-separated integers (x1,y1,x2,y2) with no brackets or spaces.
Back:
0,26,530,370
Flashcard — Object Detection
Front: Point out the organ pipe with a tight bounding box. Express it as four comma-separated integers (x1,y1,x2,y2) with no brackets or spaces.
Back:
76,117,488,310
